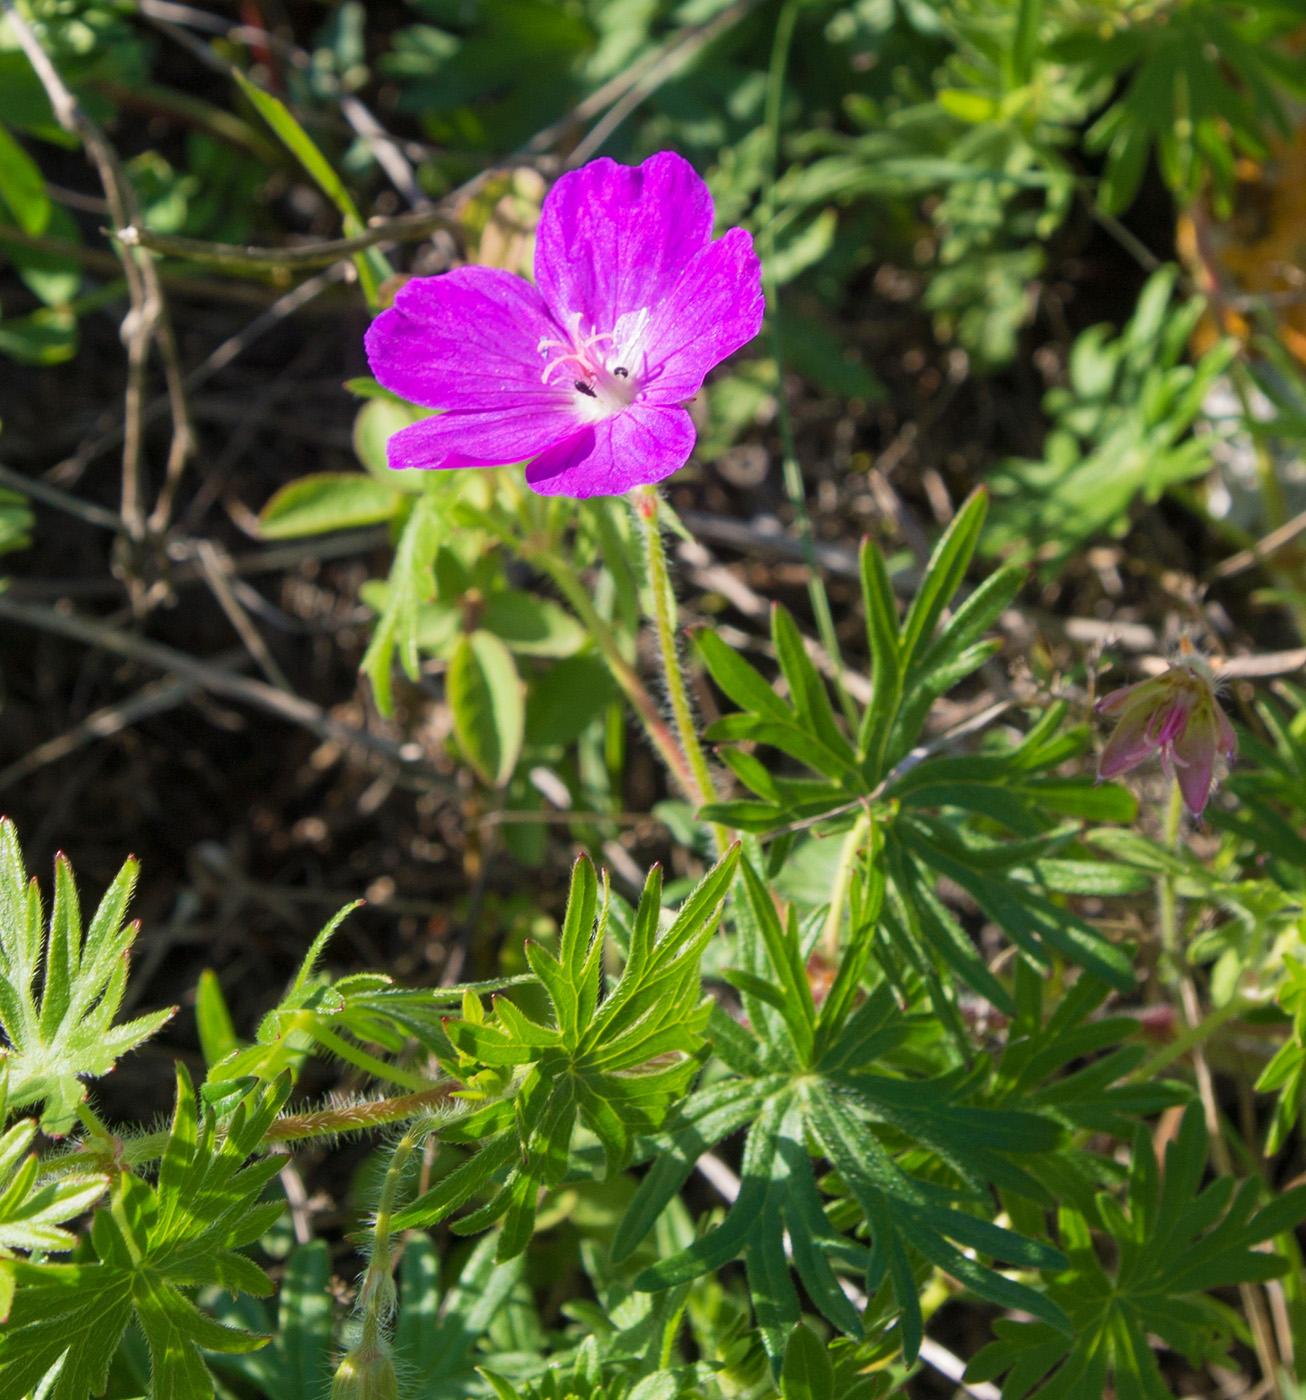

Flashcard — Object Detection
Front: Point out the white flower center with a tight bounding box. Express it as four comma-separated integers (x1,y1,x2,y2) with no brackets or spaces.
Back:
538,310,648,421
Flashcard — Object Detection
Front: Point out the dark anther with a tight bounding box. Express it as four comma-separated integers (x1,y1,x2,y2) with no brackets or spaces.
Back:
613,366,629,378
574,380,597,397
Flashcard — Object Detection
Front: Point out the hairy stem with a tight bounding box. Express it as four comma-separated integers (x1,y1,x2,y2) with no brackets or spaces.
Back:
632,485,729,849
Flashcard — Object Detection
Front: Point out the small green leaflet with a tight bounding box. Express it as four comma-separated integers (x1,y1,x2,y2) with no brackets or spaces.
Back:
0,820,174,1135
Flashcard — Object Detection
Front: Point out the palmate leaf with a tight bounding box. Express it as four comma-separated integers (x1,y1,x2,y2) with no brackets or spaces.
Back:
0,1119,105,1263
203,899,535,1099
0,1068,289,1400
0,819,174,1136
392,847,740,1259
617,851,1070,1369
966,1104,1306,1400
694,491,1135,1008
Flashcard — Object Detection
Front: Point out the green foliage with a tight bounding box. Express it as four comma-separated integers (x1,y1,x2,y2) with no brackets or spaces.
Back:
448,630,526,789
0,819,174,1136
7,5,1306,1398
616,847,1071,1367
1058,0,1306,214
985,267,1238,573
967,1105,1306,1398
0,1086,105,1261
0,1069,289,1400
395,847,738,1259
697,488,1135,1008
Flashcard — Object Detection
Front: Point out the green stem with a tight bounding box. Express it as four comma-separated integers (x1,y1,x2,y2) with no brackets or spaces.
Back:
759,0,858,732
632,485,729,849
821,811,869,959
1132,994,1251,1084
307,1025,436,1093
1157,778,1184,974
359,1125,424,1337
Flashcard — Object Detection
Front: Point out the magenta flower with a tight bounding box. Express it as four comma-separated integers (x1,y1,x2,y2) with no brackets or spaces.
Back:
1095,645,1236,816
363,152,765,499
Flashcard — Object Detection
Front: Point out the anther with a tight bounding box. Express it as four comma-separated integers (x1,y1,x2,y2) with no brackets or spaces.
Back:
613,366,629,378
574,380,597,397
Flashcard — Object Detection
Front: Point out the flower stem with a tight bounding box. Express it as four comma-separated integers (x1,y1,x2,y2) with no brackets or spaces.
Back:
632,485,728,847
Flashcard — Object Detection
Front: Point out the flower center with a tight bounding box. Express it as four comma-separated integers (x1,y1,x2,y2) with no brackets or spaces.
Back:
538,311,644,419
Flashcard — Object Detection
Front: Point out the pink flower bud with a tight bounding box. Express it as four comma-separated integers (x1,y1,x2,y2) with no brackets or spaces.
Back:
1095,643,1236,816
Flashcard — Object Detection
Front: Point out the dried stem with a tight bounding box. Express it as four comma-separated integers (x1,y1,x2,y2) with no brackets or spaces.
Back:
2,0,194,560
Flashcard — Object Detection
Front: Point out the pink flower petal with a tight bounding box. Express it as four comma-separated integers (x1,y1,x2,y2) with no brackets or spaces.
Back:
638,228,766,404
1152,694,1193,747
386,410,584,473
1173,705,1219,815
534,152,715,334
1098,696,1164,779
365,267,569,413
1096,680,1148,716
525,404,696,498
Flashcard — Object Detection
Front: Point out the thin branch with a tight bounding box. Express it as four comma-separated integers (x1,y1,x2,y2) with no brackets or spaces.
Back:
1210,504,1306,581
568,0,762,163
2,0,195,555
118,206,458,269
0,462,123,531
0,595,439,780
0,668,220,793
195,539,294,691
50,263,349,494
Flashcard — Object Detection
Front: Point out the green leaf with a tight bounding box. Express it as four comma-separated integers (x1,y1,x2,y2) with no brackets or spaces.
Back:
969,1104,1306,1397
897,487,987,673
481,591,588,657
353,397,427,492
195,970,239,1069
0,1114,105,1256
781,1323,834,1400
259,473,401,539
694,628,793,724
0,124,49,236
360,489,442,715
230,68,388,301
524,655,616,748
0,1069,286,1400
419,848,737,1255
0,306,77,365
0,823,173,1135
448,630,525,788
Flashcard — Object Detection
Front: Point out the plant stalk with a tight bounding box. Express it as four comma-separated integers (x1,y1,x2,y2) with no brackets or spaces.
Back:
632,484,729,850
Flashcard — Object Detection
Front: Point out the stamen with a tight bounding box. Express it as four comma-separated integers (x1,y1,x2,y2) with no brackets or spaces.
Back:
574,381,597,397
613,366,629,378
